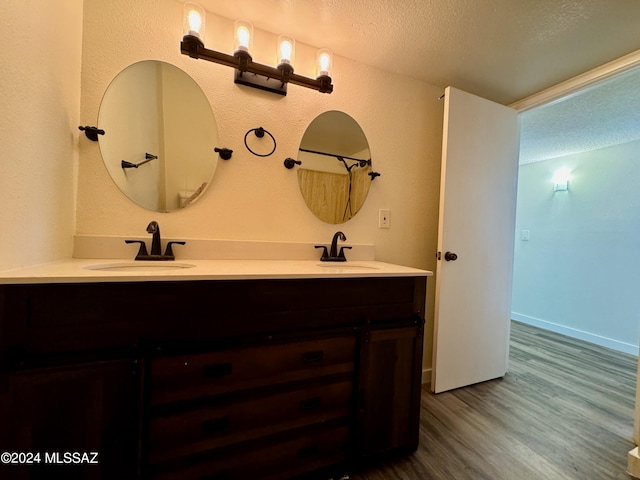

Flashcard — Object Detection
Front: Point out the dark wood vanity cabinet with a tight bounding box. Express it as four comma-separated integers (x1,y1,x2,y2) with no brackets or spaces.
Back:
145,335,357,480
0,360,141,480
0,276,426,479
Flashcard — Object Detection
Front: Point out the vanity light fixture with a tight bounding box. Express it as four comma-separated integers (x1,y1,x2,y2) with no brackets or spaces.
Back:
180,3,333,95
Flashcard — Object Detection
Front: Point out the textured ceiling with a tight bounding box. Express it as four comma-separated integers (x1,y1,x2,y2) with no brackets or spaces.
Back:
519,66,640,164
191,0,640,163
194,0,640,105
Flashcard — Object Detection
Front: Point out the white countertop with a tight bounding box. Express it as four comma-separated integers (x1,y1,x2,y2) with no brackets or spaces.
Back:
0,259,433,284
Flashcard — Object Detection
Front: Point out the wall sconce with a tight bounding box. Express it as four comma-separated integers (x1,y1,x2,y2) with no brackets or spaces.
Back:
552,167,571,191
181,3,333,96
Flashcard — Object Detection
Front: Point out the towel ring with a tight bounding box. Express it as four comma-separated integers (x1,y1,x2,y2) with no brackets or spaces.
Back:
244,127,276,157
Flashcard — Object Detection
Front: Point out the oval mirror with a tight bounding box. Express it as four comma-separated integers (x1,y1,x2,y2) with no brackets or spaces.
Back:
297,111,372,224
98,60,218,212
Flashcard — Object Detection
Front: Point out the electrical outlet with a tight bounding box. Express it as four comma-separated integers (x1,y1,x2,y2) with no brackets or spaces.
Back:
379,209,390,228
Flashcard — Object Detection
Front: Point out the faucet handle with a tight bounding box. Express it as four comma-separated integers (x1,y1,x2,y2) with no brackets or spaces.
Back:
125,240,149,260
314,245,329,261
338,246,352,260
164,241,186,258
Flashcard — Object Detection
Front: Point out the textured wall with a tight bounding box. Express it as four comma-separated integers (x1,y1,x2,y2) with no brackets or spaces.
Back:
0,0,82,270
77,0,444,369
512,139,640,355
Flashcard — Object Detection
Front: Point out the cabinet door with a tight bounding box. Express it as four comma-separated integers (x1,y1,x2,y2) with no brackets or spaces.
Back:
357,323,424,457
0,359,140,480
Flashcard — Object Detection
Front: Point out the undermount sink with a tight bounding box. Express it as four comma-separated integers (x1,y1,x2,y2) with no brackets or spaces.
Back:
315,263,380,270
84,261,196,272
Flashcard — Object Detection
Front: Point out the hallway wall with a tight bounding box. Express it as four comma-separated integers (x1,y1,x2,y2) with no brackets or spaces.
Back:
512,139,640,356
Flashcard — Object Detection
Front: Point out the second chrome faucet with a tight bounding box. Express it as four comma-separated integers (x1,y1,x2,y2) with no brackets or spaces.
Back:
125,221,185,261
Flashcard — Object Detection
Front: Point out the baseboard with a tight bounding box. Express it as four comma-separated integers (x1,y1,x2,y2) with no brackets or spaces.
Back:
422,368,432,385
511,313,639,356
629,447,640,478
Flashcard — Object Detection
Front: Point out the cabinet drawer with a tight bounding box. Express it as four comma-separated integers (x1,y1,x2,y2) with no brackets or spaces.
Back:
150,424,350,480
148,380,352,463
150,336,356,405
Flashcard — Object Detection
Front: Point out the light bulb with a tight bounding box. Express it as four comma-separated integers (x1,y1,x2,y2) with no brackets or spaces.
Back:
277,34,295,67
319,54,330,71
183,3,205,40
237,27,250,48
188,11,202,34
234,21,253,54
316,48,333,78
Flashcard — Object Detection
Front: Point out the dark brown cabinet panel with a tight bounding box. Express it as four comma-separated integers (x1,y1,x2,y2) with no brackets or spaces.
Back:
357,323,424,457
145,335,357,478
0,360,140,480
150,335,356,405
0,275,427,479
148,379,353,463
149,424,350,480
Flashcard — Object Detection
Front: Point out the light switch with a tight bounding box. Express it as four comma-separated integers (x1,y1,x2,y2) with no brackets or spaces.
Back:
521,230,530,241
379,209,390,228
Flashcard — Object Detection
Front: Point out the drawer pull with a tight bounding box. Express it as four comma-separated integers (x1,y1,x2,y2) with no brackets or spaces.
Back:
201,416,230,434
202,362,232,378
297,445,319,458
301,350,324,364
299,396,322,411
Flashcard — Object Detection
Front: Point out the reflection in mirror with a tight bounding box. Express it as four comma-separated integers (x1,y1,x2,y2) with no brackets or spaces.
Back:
297,111,372,224
98,60,218,212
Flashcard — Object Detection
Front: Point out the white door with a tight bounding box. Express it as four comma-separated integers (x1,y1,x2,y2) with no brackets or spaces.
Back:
432,87,520,394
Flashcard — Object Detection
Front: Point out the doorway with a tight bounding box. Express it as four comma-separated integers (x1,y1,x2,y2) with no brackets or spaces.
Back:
511,63,640,358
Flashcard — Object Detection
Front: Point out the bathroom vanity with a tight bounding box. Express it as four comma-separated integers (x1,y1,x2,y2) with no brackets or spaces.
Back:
0,260,429,479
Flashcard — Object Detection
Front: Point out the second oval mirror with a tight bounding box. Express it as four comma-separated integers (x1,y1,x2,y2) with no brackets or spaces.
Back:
297,111,372,224
98,60,219,212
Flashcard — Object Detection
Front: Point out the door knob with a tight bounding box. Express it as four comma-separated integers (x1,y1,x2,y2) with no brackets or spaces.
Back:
444,251,458,261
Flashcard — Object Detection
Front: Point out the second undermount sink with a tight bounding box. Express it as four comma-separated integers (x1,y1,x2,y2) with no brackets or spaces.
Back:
315,263,380,270
84,261,196,272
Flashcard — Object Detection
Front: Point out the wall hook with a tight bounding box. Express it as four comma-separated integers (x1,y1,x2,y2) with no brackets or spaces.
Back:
369,171,381,180
214,147,233,160
284,158,302,169
244,126,276,157
78,126,105,141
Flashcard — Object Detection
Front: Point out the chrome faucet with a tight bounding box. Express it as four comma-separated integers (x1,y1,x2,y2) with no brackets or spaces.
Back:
125,221,185,261
315,231,352,262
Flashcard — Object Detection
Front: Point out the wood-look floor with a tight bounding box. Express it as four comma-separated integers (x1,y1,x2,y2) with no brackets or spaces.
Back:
353,321,637,480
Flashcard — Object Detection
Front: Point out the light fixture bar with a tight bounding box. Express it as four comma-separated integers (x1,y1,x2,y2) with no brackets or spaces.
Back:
181,36,333,95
